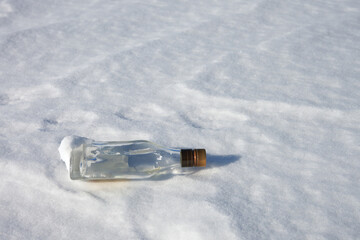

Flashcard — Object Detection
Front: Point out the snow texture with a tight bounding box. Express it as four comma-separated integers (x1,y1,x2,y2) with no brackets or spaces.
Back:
0,0,359,239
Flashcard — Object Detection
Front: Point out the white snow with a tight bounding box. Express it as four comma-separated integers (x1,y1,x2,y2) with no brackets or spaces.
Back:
1,0,360,239
58,136,74,172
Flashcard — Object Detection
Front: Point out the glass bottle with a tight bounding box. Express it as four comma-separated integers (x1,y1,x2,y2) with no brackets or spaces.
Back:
58,136,206,180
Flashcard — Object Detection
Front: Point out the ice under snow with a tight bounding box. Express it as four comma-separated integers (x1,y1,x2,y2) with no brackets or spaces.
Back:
0,0,359,239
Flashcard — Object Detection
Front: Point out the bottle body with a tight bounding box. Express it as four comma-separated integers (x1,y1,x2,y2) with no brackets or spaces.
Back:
79,140,181,180
59,136,206,180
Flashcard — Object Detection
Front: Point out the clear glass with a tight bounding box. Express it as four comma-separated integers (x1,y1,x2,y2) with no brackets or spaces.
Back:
70,140,187,180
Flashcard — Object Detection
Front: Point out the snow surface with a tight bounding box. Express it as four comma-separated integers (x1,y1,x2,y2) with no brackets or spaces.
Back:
0,0,360,239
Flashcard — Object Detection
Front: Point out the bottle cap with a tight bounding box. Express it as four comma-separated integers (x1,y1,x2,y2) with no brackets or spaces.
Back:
181,149,206,167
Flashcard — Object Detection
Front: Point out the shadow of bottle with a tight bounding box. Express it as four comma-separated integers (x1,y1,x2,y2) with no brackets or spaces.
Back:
206,154,241,168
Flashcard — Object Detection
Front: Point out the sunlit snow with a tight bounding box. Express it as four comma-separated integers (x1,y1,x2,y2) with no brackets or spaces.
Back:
0,0,359,239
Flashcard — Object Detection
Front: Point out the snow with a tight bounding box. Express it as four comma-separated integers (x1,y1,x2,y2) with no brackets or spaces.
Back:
58,135,74,172
0,0,359,239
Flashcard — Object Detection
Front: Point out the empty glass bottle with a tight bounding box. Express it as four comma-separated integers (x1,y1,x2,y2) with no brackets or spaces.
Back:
58,136,206,180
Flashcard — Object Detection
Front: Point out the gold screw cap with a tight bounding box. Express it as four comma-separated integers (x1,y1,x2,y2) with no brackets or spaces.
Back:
181,149,206,167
